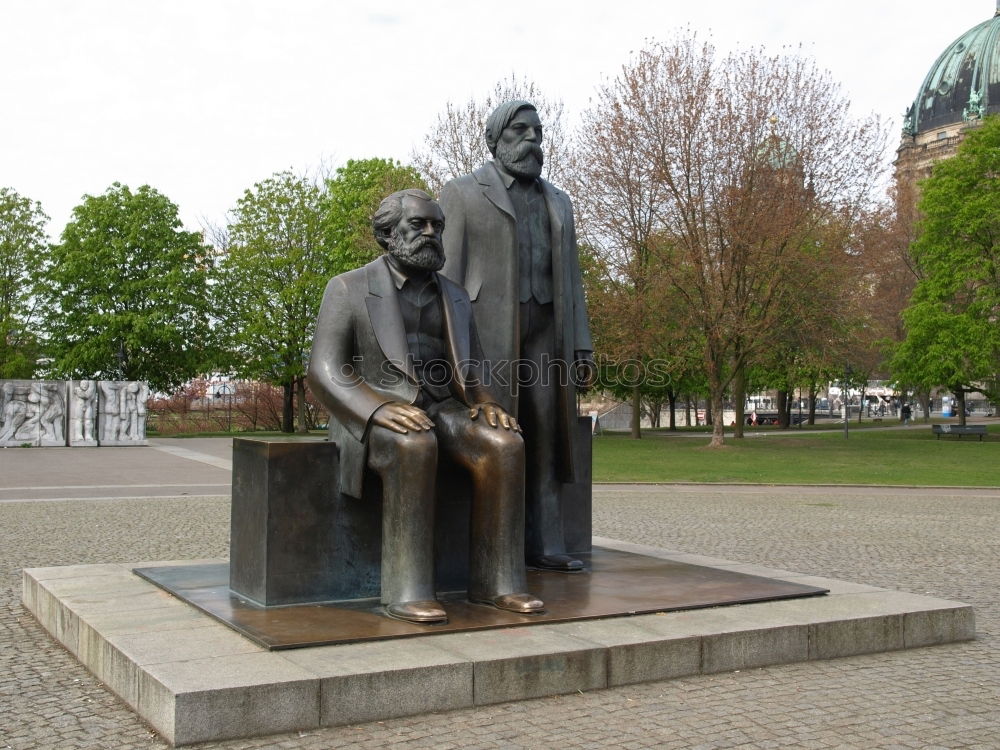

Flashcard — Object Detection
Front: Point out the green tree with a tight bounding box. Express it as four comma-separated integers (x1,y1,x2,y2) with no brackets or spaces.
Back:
212,161,425,434
40,183,213,392
890,116,1000,423
213,171,329,433
322,158,427,271
0,187,48,378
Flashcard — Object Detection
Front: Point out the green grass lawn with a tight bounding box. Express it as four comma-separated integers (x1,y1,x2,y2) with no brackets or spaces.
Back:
592,426,1000,486
153,423,999,487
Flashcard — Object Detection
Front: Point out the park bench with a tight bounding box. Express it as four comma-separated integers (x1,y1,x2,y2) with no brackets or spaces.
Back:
932,424,988,441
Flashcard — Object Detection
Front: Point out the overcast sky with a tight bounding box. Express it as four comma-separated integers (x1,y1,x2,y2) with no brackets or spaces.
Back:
1,1,992,237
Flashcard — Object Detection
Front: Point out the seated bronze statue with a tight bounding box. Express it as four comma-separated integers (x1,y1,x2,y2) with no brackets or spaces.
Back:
307,189,543,624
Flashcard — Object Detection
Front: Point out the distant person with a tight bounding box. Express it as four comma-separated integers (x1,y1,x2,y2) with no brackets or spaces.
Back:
902,403,912,425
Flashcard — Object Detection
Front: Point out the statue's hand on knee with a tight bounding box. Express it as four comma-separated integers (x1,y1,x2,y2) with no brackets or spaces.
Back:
372,402,435,433
469,403,521,433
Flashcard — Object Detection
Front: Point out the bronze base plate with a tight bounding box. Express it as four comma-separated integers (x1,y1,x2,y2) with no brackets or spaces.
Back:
135,548,827,650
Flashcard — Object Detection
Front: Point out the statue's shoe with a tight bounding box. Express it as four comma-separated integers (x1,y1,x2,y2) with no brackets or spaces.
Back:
471,592,545,614
385,600,448,624
527,553,584,572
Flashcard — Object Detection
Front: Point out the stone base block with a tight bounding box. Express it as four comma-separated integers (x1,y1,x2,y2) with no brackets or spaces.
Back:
229,424,593,606
22,542,974,747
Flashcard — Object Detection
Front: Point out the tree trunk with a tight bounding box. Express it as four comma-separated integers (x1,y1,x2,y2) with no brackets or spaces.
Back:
732,364,746,439
808,383,817,425
295,377,309,433
646,399,663,428
667,389,677,431
281,382,294,433
630,385,642,439
706,357,725,447
708,387,725,447
955,388,967,426
684,394,692,427
705,395,713,426
918,389,931,421
776,390,790,429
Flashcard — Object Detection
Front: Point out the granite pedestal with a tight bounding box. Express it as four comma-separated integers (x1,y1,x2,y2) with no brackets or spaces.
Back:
22,539,975,746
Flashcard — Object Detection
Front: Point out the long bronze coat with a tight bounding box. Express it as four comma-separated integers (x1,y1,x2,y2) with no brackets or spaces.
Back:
308,257,497,498
439,162,592,482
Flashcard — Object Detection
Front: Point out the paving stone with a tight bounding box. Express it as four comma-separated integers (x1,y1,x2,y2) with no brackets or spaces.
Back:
2,482,999,748
77,603,219,638
28,578,81,655
811,612,904,660
23,563,136,581
433,627,607,705
902,604,976,648
141,652,320,745
537,617,702,686
701,624,811,673
281,638,473,726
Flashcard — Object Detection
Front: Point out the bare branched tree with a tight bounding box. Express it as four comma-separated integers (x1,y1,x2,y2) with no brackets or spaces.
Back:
576,34,888,446
412,74,571,192
572,91,682,439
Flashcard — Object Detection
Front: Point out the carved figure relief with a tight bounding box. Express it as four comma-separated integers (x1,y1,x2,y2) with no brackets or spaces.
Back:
99,381,119,443
70,380,99,446
38,381,67,446
0,381,39,446
0,380,34,446
98,381,149,446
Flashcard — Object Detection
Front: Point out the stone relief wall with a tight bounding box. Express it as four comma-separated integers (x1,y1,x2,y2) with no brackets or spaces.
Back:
0,380,149,447
98,381,149,447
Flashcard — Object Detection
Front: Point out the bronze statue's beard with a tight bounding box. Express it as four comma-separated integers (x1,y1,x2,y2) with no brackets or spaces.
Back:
388,235,445,271
496,140,544,179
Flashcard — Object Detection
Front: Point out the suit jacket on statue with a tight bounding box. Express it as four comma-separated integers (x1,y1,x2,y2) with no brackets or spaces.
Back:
308,256,498,499
439,162,593,482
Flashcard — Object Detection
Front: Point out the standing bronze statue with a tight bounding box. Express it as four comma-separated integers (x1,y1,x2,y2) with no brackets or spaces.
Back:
307,189,543,624
440,100,594,572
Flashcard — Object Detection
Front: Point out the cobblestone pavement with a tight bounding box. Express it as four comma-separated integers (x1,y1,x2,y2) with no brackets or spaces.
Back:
2,483,999,749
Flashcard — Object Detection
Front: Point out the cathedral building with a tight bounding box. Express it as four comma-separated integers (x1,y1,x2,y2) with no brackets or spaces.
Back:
895,4,1000,184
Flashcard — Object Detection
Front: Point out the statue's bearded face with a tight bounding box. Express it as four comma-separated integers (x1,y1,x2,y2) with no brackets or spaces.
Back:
496,108,544,180
387,196,446,272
